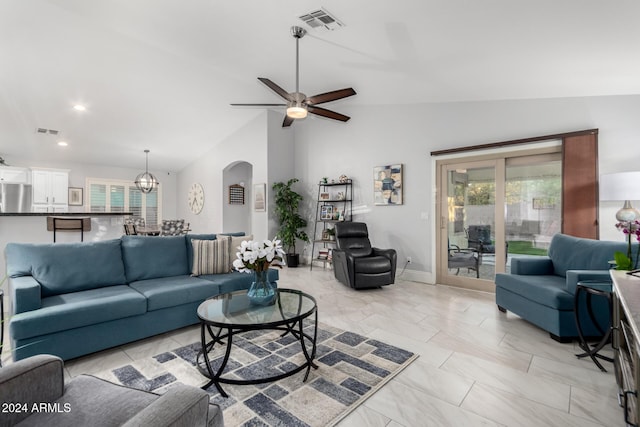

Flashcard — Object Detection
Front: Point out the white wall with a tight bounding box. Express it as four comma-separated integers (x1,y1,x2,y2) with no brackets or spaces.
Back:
176,111,271,239
293,95,640,282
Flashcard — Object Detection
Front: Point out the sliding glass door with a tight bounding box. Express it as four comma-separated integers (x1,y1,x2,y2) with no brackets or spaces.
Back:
437,151,562,290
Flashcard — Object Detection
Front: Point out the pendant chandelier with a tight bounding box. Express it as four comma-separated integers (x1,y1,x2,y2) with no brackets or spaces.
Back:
134,149,159,194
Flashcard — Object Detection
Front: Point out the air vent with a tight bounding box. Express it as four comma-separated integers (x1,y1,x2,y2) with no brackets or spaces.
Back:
35,128,59,135
299,7,344,31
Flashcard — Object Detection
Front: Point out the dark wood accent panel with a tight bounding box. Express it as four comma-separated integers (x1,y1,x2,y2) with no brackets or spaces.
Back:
431,129,597,156
562,133,599,239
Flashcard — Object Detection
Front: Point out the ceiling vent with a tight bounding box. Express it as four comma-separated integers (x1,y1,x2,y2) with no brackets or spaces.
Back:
36,128,59,135
298,8,344,31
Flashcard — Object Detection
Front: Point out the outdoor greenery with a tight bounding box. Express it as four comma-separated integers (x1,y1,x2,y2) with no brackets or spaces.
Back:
507,240,548,256
272,178,309,255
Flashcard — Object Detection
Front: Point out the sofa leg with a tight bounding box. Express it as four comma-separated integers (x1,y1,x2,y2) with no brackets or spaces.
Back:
497,305,507,313
549,333,573,344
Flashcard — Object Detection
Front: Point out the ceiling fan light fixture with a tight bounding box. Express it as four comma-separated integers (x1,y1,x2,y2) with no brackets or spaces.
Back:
286,104,307,119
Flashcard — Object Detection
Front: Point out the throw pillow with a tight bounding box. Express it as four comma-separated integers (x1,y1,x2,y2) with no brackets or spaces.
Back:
228,234,253,271
191,236,232,275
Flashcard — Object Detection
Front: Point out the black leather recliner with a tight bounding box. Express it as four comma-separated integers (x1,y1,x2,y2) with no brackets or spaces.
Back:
332,222,397,289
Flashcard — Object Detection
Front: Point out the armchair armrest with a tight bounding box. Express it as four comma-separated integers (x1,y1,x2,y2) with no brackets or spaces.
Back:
511,257,553,275
332,248,355,287
565,270,613,295
373,247,397,281
122,383,211,427
0,355,64,425
9,276,42,314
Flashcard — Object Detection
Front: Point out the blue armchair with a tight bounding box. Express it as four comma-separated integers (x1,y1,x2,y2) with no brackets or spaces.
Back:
495,233,628,342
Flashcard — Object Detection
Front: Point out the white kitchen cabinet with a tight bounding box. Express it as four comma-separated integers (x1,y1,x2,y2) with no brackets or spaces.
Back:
31,168,69,212
0,166,29,183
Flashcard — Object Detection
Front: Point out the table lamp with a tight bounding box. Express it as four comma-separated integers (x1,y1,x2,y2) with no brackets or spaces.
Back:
600,171,640,222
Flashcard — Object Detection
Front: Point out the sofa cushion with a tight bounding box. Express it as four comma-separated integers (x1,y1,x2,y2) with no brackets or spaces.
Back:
191,237,231,275
198,269,279,294
548,233,627,277
5,240,127,298
185,234,217,271
10,285,147,340
129,275,222,311
495,273,573,310
122,236,189,282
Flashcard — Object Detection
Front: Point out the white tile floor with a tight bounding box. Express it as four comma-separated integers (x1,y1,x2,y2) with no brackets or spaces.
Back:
2,268,624,426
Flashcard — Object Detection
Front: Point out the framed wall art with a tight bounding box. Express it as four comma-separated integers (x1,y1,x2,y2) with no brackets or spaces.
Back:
373,164,403,205
254,183,266,212
68,187,83,206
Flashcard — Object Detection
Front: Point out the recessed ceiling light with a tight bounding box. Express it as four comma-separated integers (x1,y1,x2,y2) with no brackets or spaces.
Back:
73,104,86,111
57,141,68,147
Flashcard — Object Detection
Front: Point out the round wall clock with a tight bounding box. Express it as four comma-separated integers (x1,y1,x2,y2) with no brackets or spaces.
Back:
188,183,204,214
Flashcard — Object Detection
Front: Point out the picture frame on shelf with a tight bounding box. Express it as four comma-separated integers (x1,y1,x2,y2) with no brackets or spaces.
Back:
68,187,83,206
319,192,330,201
320,205,334,220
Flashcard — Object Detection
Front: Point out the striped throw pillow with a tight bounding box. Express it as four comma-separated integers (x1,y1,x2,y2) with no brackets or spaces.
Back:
191,236,231,275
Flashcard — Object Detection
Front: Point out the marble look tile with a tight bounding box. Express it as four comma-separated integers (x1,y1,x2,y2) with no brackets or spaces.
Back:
499,330,580,365
429,330,532,372
64,347,133,378
395,358,474,406
336,405,390,427
358,313,439,342
570,384,625,425
462,382,605,427
365,328,453,366
528,355,619,397
364,380,502,427
441,352,570,411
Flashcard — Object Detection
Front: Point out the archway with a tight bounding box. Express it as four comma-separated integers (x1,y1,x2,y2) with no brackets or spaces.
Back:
222,161,252,234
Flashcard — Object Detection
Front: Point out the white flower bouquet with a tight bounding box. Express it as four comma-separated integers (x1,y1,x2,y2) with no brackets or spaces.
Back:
232,238,286,273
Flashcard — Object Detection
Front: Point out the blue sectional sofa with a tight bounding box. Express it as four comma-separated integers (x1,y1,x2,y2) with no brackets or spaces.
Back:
6,234,278,361
495,233,627,342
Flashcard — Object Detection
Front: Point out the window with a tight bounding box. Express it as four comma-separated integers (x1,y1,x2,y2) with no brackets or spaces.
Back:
86,178,161,226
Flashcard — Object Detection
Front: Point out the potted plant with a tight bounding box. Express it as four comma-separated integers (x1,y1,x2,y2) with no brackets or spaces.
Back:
325,227,336,241
272,178,309,267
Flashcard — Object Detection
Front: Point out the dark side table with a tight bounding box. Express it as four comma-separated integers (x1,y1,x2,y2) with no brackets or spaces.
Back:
574,281,613,372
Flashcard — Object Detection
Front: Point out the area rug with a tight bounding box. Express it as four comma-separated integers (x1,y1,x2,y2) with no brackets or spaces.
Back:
95,321,418,426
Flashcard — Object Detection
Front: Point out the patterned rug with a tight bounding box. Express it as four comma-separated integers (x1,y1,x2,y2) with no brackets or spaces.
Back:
95,322,417,426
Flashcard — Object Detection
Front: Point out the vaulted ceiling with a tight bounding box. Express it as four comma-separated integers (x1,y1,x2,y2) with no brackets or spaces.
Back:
2,1,639,171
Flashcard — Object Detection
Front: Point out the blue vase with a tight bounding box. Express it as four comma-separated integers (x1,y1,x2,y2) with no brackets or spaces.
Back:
247,270,276,305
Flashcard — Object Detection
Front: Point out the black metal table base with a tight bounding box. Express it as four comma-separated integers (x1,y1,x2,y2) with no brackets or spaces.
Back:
574,284,613,372
197,309,318,398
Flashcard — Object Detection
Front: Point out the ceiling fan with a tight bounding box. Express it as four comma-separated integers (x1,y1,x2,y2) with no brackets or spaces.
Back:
231,26,356,127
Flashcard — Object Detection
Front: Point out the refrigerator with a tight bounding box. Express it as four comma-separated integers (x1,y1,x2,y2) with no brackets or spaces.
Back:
0,183,32,213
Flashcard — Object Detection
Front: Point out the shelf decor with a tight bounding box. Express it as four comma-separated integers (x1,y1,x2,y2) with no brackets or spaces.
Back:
374,164,403,205
229,184,245,205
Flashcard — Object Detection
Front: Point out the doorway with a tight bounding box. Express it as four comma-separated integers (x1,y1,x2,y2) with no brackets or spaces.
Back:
436,149,562,291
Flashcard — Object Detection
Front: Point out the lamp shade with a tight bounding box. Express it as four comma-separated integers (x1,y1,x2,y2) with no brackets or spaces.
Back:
600,172,640,201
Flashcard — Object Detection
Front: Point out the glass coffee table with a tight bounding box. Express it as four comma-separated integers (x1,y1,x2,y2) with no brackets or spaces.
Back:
196,288,318,397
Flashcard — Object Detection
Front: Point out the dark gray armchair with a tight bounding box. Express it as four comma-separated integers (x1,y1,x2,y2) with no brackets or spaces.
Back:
332,222,397,289
0,354,224,427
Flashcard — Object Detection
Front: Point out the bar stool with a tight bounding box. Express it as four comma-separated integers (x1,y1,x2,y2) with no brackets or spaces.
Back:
574,281,614,372
47,217,91,242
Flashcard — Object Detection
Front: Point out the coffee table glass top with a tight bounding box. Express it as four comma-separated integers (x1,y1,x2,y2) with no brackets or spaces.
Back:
197,288,316,328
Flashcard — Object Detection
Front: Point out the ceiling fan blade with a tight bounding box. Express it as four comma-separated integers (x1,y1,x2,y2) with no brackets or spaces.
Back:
307,105,350,122
258,78,293,102
306,88,356,105
282,115,295,127
230,103,286,107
